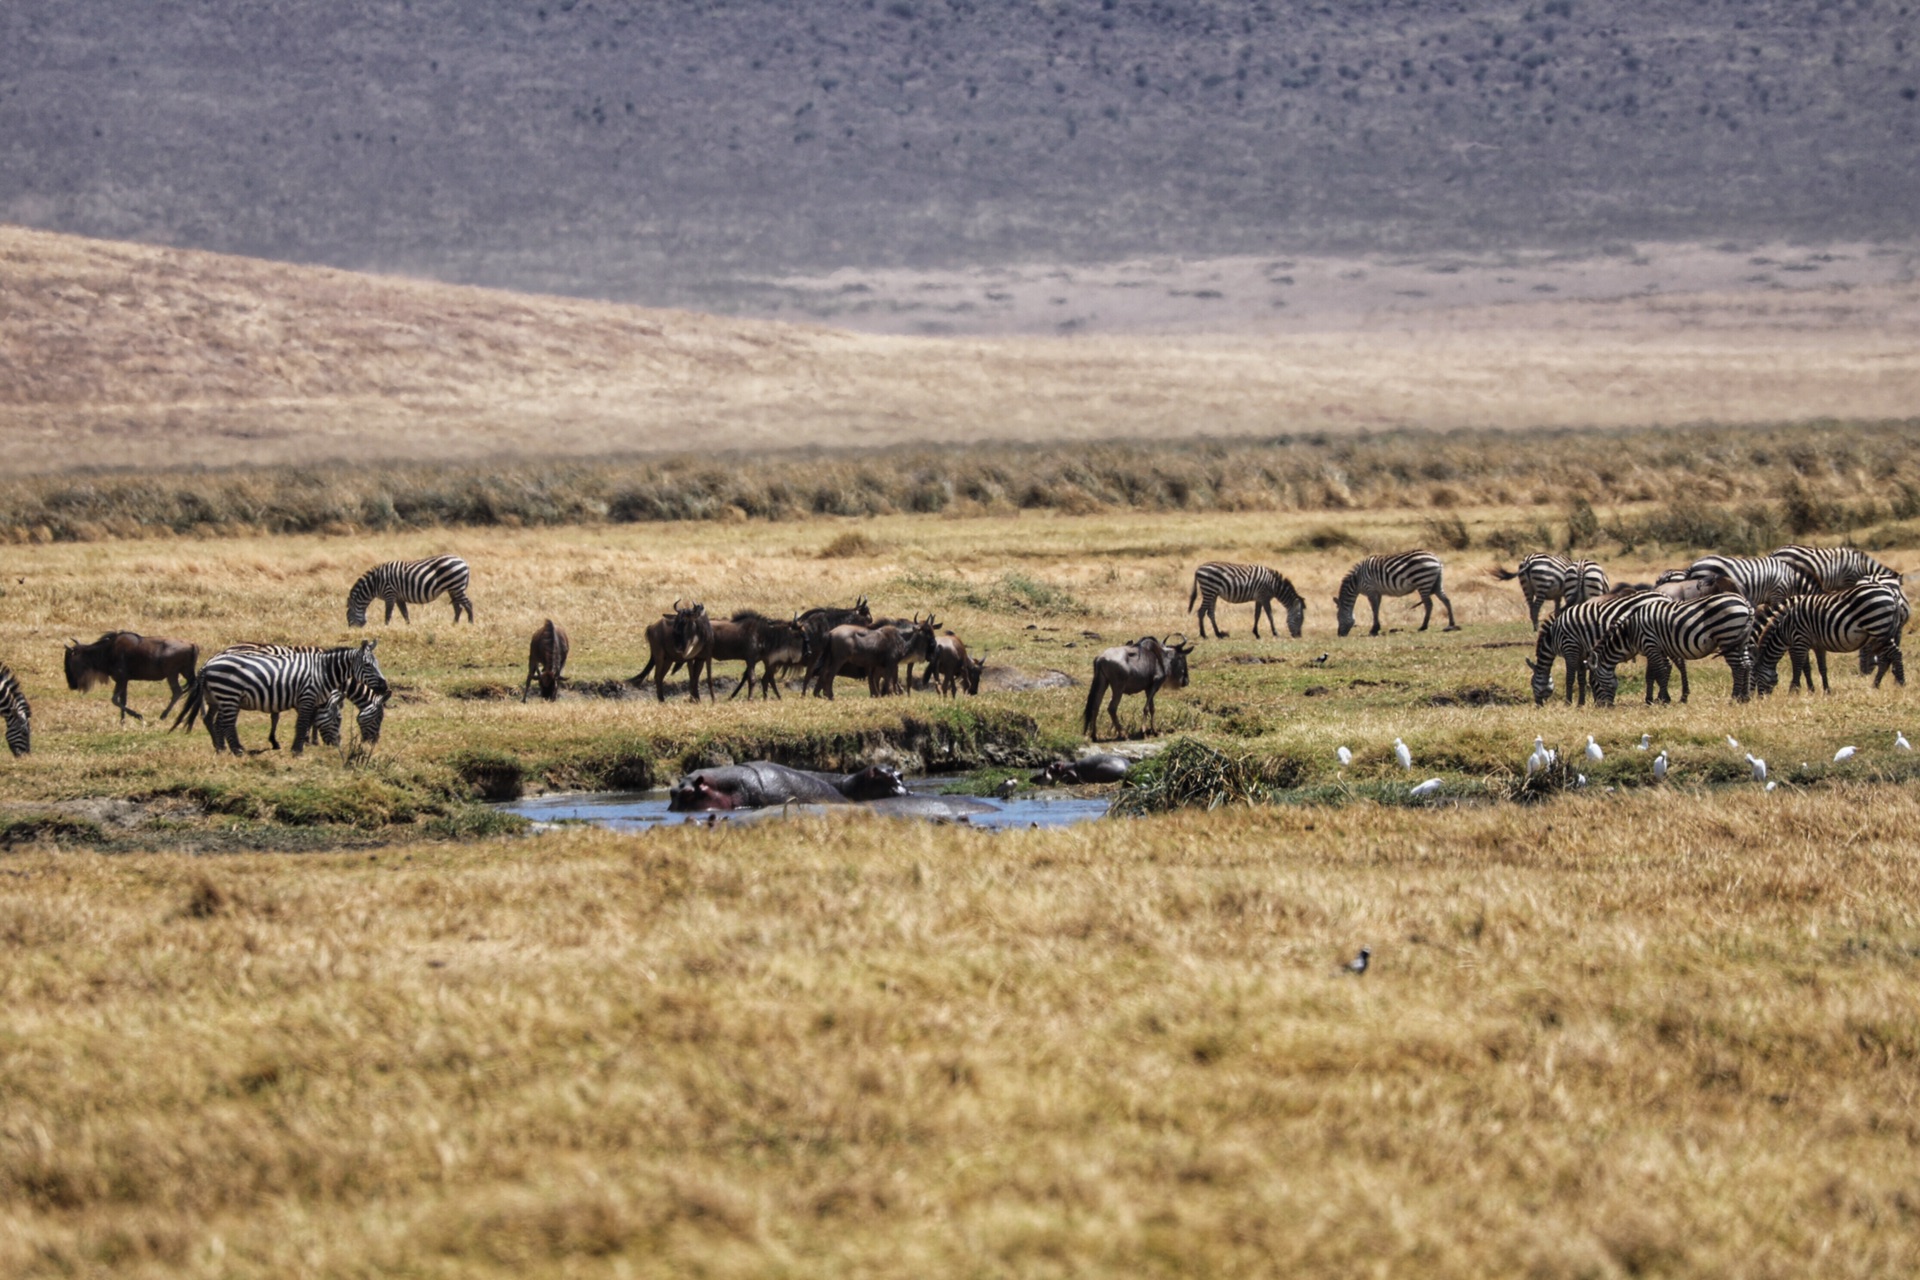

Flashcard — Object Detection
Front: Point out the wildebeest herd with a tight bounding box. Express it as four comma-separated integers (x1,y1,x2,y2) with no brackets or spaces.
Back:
0,542,1906,763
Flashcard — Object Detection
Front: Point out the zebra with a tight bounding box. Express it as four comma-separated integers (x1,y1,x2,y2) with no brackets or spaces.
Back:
1526,590,1661,706
1770,544,1901,592
1586,592,1756,706
0,663,30,756
172,641,387,755
1334,551,1456,637
1685,554,1803,611
1187,562,1306,638
346,555,473,627
310,673,389,747
1751,582,1910,695
1491,555,1609,625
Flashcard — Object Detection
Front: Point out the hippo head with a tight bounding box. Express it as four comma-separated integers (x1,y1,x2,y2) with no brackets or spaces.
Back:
841,764,908,801
668,771,743,811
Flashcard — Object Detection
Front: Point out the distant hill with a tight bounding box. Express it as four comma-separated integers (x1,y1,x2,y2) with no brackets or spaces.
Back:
4,226,1918,474
4,1,1917,313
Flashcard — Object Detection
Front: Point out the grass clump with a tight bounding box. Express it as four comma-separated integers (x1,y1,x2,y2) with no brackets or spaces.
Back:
818,529,883,559
1111,737,1307,814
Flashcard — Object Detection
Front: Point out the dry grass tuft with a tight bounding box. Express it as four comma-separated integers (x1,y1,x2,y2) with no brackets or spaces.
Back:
818,529,883,559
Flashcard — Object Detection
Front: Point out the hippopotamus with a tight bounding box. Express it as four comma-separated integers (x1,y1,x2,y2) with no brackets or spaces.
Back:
700,793,1000,823
1032,753,1131,785
668,761,908,811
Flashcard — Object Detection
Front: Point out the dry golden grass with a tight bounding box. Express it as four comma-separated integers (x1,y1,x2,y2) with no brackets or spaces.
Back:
7,225,1920,472
2,508,1918,1276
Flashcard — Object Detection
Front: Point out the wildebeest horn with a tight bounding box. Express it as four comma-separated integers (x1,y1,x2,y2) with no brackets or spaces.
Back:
1164,633,1188,648
672,598,684,612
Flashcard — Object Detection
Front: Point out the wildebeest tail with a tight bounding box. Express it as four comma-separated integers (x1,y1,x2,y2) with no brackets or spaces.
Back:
1082,668,1105,737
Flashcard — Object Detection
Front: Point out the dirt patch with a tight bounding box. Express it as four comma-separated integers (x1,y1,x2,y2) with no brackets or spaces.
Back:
981,666,1078,692
1429,684,1525,708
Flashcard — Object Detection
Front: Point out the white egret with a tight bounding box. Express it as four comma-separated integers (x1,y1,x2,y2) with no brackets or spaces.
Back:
1726,735,1740,751
1336,746,1353,766
1897,732,1911,752
1834,745,1857,762
1653,751,1669,781
1586,735,1604,762
1394,738,1412,770
1746,754,1766,782
1410,777,1443,799
1576,773,1588,788
1636,734,1651,751
1765,780,1777,792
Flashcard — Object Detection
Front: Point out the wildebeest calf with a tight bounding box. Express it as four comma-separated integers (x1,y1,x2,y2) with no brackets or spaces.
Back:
523,619,570,702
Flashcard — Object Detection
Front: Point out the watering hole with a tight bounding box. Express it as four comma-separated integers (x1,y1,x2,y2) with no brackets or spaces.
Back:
499,775,1112,833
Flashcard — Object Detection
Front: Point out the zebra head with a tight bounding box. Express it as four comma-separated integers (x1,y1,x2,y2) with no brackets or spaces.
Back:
1524,623,1556,705
345,568,379,627
351,639,387,691
1285,596,1306,638
3,701,27,757
1333,572,1360,637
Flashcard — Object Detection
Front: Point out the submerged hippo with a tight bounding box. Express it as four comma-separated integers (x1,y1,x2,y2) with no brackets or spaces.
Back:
668,761,908,811
703,793,1000,823
1032,753,1131,785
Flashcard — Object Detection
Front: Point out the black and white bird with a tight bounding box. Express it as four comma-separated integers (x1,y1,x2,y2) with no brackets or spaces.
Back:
1344,947,1371,975
1311,653,1330,666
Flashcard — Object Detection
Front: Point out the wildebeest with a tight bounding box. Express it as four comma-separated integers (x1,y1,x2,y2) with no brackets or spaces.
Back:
796,598,873,691
921,632,985,697
522,619,569,702
669,762,909,810
631,601,715,702
711,611,812,700
812,617,938,699
1083,635,1193,740
64,631,199,723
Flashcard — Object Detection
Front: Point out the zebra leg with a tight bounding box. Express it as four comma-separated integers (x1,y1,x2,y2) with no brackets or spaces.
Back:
215,708,244,756
1417,593,1434,631
1675,658,1690,704
1816,649,1831,694
397,600,412,624
266,711,283,750
1437,591,1459,631
1200,597,1224,638
1368,594,1384,637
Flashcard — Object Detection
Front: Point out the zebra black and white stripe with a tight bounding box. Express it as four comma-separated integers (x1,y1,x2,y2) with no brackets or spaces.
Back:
1752,582,1910,695
173,641,387,755
1492,555,1610,626
346,555,473,627
1685,554,1803,610
1770,544,1900,592
1335,551,1456,637
1527,590,1660,706
1587,592,1756,705
310,673,389,747
1188,562,1306,638
0,663,30,756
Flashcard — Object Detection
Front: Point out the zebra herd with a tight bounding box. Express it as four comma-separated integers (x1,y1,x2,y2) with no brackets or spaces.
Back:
1516,546,1909,707
1187,550,1457,640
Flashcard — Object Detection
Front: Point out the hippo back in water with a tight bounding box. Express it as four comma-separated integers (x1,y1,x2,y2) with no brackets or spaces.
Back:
669,761,907,811
1033,753,1131,785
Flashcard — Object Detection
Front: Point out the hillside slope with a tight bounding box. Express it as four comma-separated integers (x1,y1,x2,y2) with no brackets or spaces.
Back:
4,226,1918,474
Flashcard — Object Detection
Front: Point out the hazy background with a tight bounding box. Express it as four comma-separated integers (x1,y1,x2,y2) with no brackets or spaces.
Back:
6,0,1917,323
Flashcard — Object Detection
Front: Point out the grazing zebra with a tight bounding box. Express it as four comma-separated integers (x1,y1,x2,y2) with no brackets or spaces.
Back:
172,641,387,755
1335,551,1456,637
1491,555,1608,625
1770,544,1900,592
0,663,30,756
311,673,389,747
1685,554,1802,611
346,555,473,627
1752,583,1910,695
1187,562,1306,638
1587,592,1756,706
1526,590,1661,706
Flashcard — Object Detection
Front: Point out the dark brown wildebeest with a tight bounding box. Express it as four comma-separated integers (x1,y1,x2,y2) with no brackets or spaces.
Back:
922,632,985,697
712,611,812,700
630,601,716,702
1083,634,1193,741
797,597,872,693
64,631,199,723
813,616,938,700
522,619,570,702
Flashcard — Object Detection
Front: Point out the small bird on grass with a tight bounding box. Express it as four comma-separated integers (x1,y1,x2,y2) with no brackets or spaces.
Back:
1834,745,1858,762
1765,780,1778,792
1637,734,1651,752
1410,777,1442,799
1653,750,1669,781
1344,947,1371,976
1586,735,1604,762
1311,653,1330,666
1394,738,1412,770
1336,746,1353,766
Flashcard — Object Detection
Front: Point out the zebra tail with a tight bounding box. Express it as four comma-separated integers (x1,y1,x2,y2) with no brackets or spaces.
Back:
1490,566,1518,581
1187,580,1198,613
169,675,204,734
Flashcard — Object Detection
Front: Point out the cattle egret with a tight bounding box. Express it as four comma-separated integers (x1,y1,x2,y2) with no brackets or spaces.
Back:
1765,780,1777,792
1637,734,1651,751
1586,735,1604,762
1746,754,1766,782
1576,773,1588,787
1726,735,1740,751
1834,746,1857,762
1344,948,1371,975
1394,738,1412,770
1897,732,1911,752
1410,777,1442,799
1653,751,1669,781
1336,746,1353,766
1526,743,1547,776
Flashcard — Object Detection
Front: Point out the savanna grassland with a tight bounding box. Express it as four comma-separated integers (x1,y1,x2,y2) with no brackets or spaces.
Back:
3,498,1919,1277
